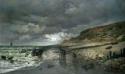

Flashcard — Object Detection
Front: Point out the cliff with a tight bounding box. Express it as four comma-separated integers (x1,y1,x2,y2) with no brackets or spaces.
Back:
62,21,125,47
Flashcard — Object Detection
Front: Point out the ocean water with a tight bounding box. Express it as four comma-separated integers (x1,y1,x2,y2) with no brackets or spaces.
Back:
0,47,116,74
0,48,60,74
0,59,39,73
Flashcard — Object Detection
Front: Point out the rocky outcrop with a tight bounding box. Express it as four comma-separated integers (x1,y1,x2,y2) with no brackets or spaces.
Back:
60,21,125,73
62,21,125,47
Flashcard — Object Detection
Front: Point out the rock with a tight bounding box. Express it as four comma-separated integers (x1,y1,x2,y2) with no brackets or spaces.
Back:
104,58,125,72
105,46,112,50
8,56,14,63
81,63,95,70
32,49,43,57
47,64,55,69
8,56,13,60
10,60,14,63
1,55,7,60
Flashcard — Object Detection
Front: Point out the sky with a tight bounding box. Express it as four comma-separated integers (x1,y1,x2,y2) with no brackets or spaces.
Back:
0,0,125,46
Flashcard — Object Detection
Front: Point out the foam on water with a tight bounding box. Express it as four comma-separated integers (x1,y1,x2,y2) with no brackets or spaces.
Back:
0,59,39,73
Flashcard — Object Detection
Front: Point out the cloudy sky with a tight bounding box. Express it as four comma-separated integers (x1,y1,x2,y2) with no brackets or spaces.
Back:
0,0,125,46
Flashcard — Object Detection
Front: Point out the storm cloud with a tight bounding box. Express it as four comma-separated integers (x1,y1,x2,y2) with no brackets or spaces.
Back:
0,0,125,45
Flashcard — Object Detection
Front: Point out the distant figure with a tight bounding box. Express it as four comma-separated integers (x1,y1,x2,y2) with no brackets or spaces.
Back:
10,42,13,47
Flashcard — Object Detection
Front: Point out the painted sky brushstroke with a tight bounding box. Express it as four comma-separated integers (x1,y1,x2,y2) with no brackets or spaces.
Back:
0,0,125,45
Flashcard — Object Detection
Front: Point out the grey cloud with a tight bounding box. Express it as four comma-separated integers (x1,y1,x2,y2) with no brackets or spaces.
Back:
0,0,125,45
12,23,45,34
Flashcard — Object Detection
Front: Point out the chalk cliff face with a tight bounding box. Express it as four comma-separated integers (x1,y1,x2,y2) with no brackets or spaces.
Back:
62,21,125,47
61,21,125,60
79,22,125,42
